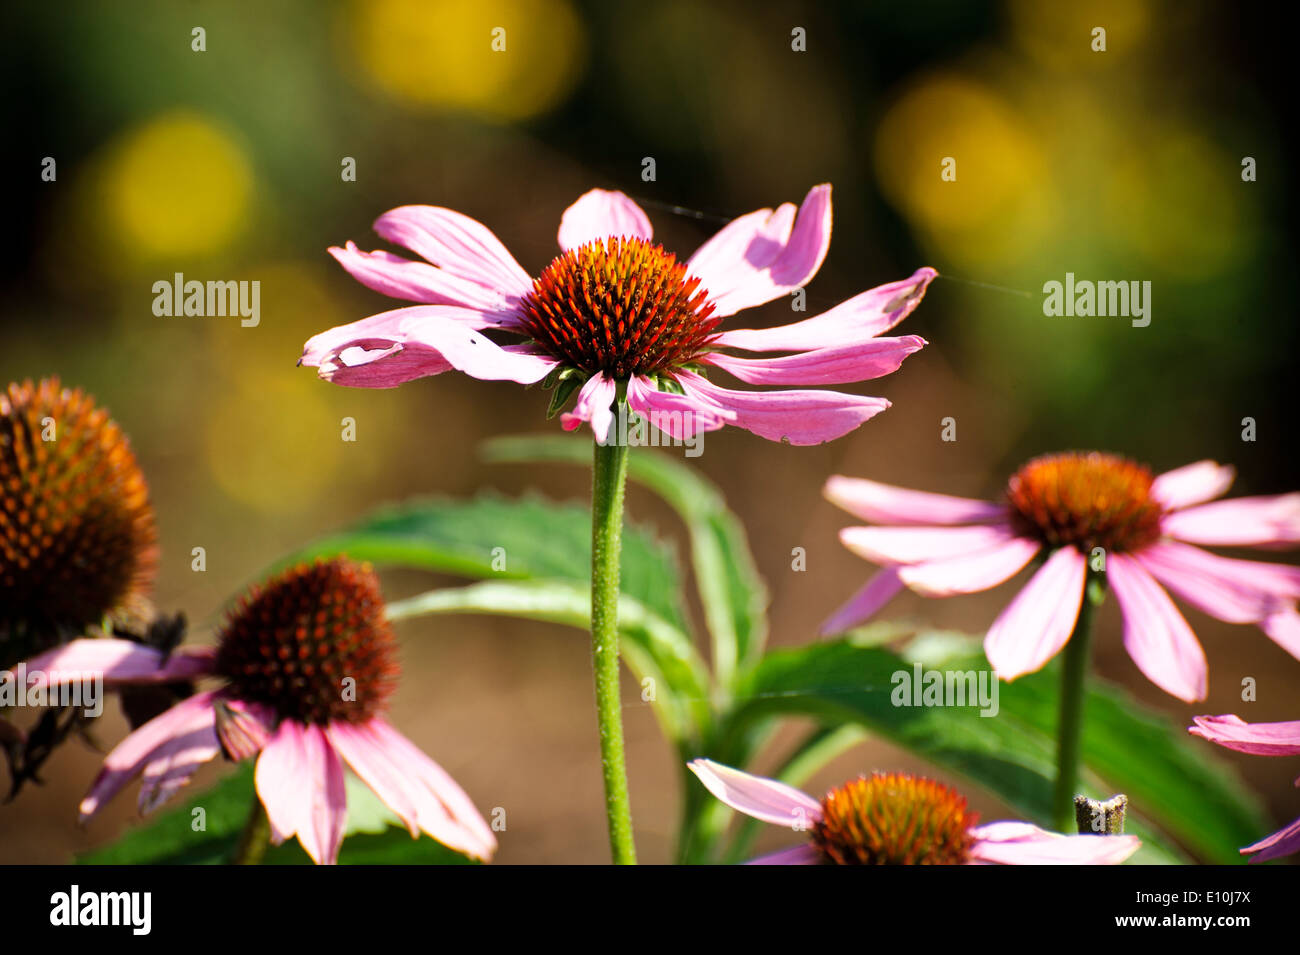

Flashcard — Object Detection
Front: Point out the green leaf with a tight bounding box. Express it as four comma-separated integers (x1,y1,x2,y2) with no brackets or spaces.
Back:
77,765,474,865
482,434,769,689
722,637,1270,864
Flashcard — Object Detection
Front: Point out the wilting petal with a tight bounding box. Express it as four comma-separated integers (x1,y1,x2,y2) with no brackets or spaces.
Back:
328,241,521,312
688,185,832,317
969,822,1140,865
1261,609,1300,660
715,267,938,351
985,547,1086,681
899,537,1041,597
21,638,216,687
1241,816,1300,863
138,723,220,815
1150,460,1235,510
1162,493,1300,547
372,205,533,298
1107,553,1207,702
366,719,497,861
625,375,732,439
823,475,1006,526
557,189,653,251
301,302,518,367
255,721,347,865
687,759,822,828
79,690,220,821
746,844,823,865
1188,714,1300,755
820,567,906,635
675,370,888,445
704,335,926,386
1137,542,1300,624
214,698,275,762
560,373,618,440
841,523,1022,566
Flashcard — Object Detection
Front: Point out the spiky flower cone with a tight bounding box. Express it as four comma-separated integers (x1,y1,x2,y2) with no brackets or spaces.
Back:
0,378,157,665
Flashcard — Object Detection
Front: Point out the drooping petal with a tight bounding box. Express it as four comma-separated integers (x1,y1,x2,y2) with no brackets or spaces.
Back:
1162,493,1300,547
1107,553,1208,702
1241,816,1300,863
703,335,926,386
688,185,832,317
79,690,221,822
625,375,733,439
985,546,1086,681
840,523,1023,566
557,189,654,251
1261,608,1300,660
746,844,823,865
138,723,221,815
213,698,276,762
328,241,522,312
1137,542,1300,624
820,567,906,635
372,205,534,298
687,759,823,828
326,721,421,838
714,267,939,351
560,373,617,440
254,721,347,866
305,307,558,389
674,370,888,445
969,822,1140,865
1149,460,1235,510
1187,714,1300,755
823,475,1007,526
20,638,216,688
898,537,1042,597
367,719,497,861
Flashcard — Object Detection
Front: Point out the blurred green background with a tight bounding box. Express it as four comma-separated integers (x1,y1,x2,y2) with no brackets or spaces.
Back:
1,0,1296,863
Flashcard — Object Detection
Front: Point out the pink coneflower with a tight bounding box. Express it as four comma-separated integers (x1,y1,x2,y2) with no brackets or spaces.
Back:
300,186,935,445
823,453,1300,702
35,558,495,865
688,759,1139,864
1189,714,1300,862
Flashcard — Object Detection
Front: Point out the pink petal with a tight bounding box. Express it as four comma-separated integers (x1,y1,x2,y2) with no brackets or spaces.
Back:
704,335,926,386
674,370,888,445
79,689,220,822
1149,460,1235,510
301,301,518,366
559,373,618,440
715,267,939,351
898,537,1041,597
687,759,822,828
985,547,1086,681
367,719,498,861
840,523,1022,566
687,185,832,317
328,241,522,312
1136,541,1300,624
255,721,347,865
138,724,220,815
326,722,421,838
745,844,823,865
372,205,533,298
1261,609,1300,660
1107,553,1208,702
823,475,1006,526
1162,493,1300,547
214,698,276,762
625,375,733,439
1187,714,1300,755
20,638,216,687
557,189,654,251
1242,815,1300,863
820,567,905,635
306,306,558,388
969,822,1140,865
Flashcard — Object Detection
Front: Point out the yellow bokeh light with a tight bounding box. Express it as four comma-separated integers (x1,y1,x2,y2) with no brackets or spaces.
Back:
346,0,585,120
101,111,253,259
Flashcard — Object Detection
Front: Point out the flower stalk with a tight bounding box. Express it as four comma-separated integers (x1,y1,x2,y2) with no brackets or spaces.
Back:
1054,570,1105,832
230,797,270,865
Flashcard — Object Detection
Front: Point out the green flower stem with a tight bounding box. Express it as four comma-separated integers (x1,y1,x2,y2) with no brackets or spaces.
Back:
1054,571,1105,832
229,797,270,865
590,431,637,864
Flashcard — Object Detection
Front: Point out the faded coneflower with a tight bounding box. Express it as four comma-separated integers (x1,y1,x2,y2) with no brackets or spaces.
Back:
45,558,495,865
300,186,935,445
1189,714,1300,862
688,759,1139,865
